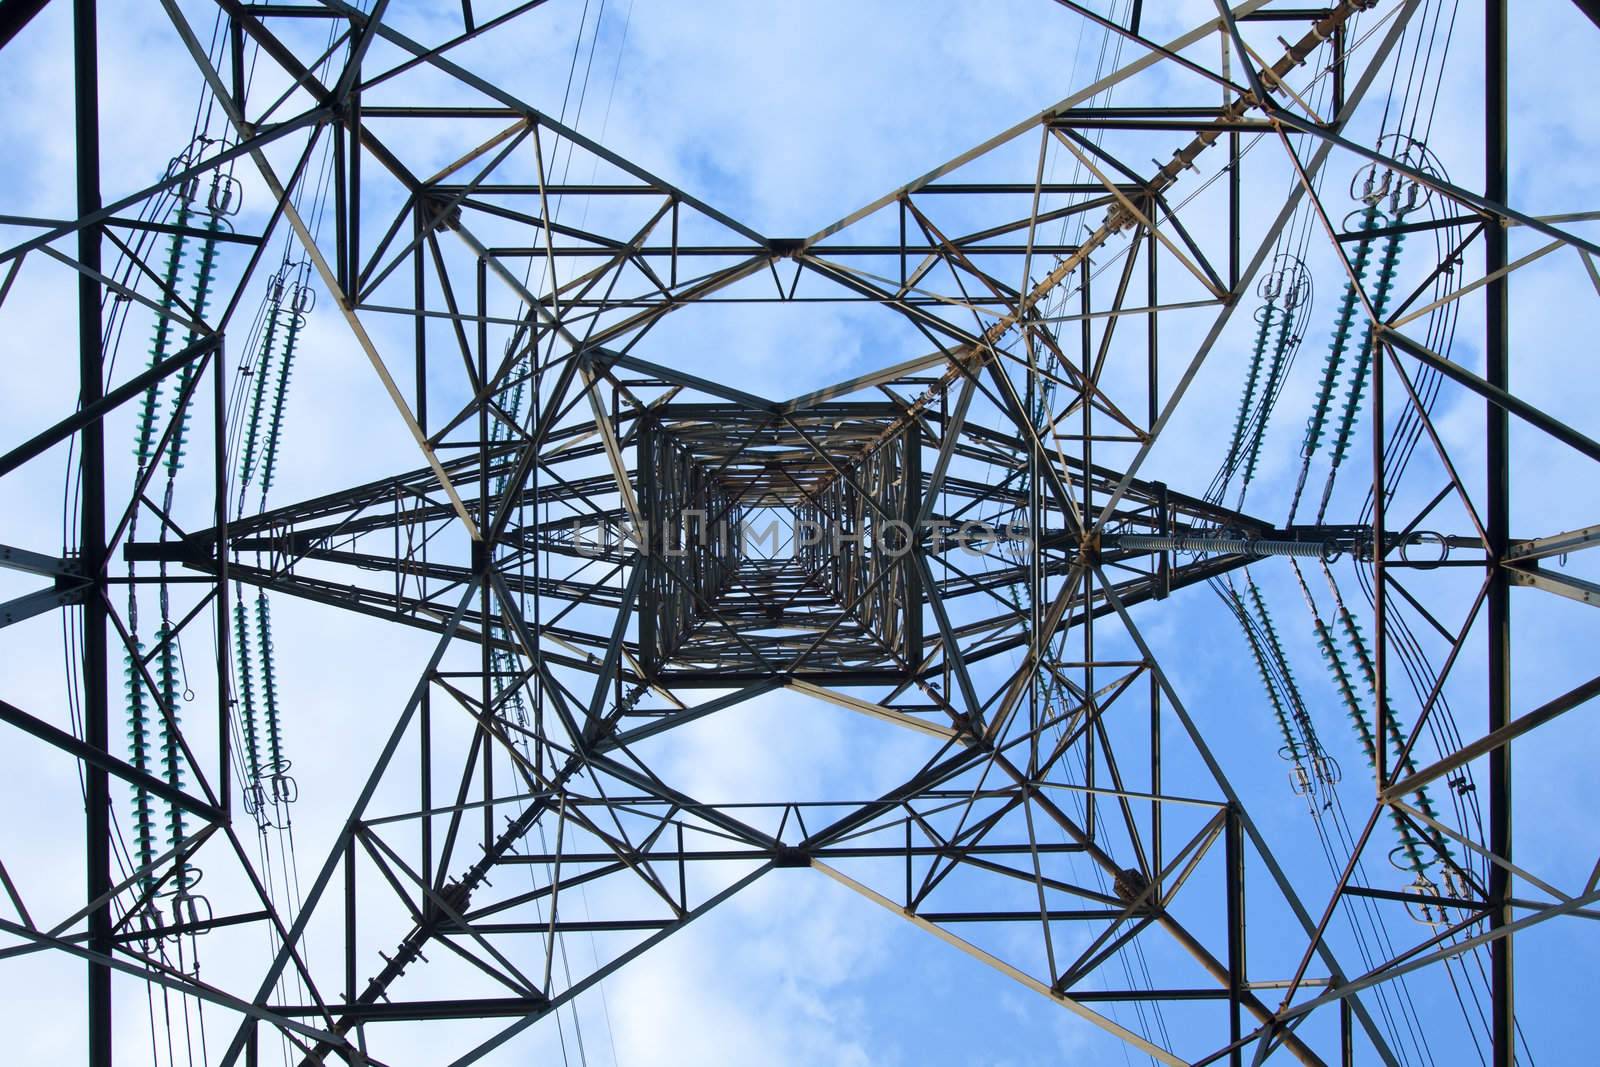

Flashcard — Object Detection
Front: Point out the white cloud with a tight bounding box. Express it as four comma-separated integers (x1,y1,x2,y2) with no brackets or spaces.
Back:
5,1,1600,1064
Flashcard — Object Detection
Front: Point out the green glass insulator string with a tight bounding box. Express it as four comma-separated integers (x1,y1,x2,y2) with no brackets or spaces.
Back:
235,269,305,809
133,200,191,474
154,623,189,881
162,210,222,481
1325,567,1452,864
1317,226,1407,523
232,274,284,817
152,200,220,888
1245,574,1328,763
126,197,193,889
258,291,303,504
1293,564,1428,876
255,591,287,791
1290,202,1383,520
1224,581,1303,768
237,279,284,503
1220,301,1278,495
233,598,264,787
124,640,159,892
1239,300,1299,502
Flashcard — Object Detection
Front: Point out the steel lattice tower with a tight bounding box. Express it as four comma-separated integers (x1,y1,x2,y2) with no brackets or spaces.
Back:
1,1,1597,1064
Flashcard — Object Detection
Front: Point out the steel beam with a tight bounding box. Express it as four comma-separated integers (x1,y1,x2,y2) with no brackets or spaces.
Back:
1485,6,1514,1064
72,3,112,1063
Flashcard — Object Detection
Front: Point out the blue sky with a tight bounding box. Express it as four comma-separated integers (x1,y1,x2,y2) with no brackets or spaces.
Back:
1,2,1598,1064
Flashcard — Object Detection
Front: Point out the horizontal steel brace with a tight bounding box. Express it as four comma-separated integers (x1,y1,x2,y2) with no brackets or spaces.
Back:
1505,562,1600,606
0,580,89,628
271,997,547,1022
0,542,81,579
1506,523,1600,562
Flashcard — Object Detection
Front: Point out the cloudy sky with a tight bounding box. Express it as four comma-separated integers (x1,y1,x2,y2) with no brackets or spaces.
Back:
2,1,1598,1065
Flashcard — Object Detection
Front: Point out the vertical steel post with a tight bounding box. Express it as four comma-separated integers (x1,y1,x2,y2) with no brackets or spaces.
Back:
334,119,347,294
74,2,111,1063
477,256,493,854
1228,131,1240,290
1373,352,1388,792
1225,804,1245,1066
217,343,231,818
421,686,433,889
1149,672,1161,896
347,73,361,304
1485,1,1514,1064
415,204,428,435
343,844,357,1007
1146,218,1158,428
1080,259,1096,839
1027,289,1041,767
229,15,244,109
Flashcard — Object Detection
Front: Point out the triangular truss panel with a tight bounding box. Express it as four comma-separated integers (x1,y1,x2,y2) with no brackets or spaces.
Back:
4,1,1599,1064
